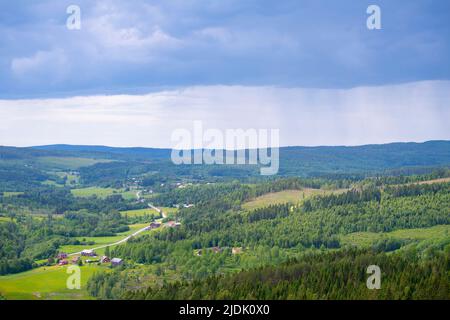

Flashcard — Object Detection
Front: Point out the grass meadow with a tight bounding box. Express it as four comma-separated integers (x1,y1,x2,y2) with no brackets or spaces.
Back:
71,187,136,200
0,264,106,300
242,188,345,211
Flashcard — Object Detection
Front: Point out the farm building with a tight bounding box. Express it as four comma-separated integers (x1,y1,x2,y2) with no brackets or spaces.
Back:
57,252,68,259
211,246,222,254
232,247,243,255
147,222,161,230
81,249,96,257
111,258,123,267
58,260,68,266
164,221,181,228
100,256,111,263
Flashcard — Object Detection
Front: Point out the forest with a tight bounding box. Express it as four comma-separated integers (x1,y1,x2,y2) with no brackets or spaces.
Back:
0,143,449,299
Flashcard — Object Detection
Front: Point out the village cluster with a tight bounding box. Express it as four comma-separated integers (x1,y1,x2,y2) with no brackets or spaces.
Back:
53,218,184,269
55,250,123,268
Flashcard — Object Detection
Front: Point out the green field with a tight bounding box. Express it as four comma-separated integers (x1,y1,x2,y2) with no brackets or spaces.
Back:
242,189,343,211
341,225,450,247
0,222,152,300
59,223,149,255
35,157,113,170
121,208,161,217
71,187,137,200
121,206,177,218
2,192,24,197
415,177,450,185
0,264,105,300
0,216,13,223
159,207,179,217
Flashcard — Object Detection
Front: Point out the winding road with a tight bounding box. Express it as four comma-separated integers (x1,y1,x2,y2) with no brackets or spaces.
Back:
68,191,166,256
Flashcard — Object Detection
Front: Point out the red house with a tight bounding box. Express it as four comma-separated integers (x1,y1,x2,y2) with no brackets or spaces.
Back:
58,259,68,266
57,252,68,259
149,222,161,229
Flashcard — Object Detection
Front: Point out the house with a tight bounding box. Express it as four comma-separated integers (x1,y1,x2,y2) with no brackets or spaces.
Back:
111,258,123,267
211,246,222,254
100,256,110,264
232,247,243,255
58,259,68,266
148,222,161,230
71,256,80,264
164,221,181,228
81,249,96,257
57,252,68,259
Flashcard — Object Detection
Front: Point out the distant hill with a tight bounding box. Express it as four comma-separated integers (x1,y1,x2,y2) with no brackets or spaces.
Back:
278,140,450,176
31,144,172,161
1,141,450,180
29,141,450,173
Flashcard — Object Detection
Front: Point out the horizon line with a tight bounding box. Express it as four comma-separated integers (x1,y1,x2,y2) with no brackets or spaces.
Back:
1,139,449,151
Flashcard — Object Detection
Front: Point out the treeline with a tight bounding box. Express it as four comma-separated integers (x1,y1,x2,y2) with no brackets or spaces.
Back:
302,186,381,212
124,249,450,300
152,177,351,208
0,163,48,192
302,182,450,212
368,168,450,186
246,204,290,223
113,182,450,269
384,182,450,198
0,222,33,275
79,161,151,188
87,272,129,300
1,187,145,214
0,257,33,275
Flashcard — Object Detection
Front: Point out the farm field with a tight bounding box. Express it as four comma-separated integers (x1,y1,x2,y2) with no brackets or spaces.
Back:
122,206,178,218
120,208,161,218
58,223,149,255
0,264,105,300
2,192,24,197
242,188,344,211
341,225,450,247
71,187,136,200
415,177,450,185
159,206,178,217
35,157,113,170
0,216,13,223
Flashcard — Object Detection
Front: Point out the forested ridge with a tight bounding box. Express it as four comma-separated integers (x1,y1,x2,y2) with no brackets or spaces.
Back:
1,143,450,299
121,249,449,300
112,182,450,264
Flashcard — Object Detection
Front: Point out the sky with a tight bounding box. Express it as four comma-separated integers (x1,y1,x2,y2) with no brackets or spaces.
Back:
0,0,449,147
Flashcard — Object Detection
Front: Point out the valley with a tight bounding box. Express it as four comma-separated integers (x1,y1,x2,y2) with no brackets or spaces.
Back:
0,142,449,300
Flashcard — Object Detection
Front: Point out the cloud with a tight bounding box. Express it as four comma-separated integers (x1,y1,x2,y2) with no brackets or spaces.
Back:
1,0,450,97
0,81,448,148
10,49,68,80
